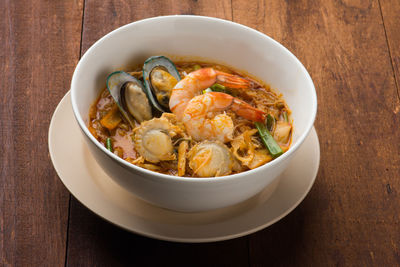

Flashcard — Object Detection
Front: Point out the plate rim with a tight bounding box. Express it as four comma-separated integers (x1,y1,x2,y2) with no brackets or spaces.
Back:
49,91,320,243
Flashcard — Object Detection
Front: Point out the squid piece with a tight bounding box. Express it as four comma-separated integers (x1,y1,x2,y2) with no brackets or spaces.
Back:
273,121,292,145
177,140,189,177
247,149,273,169
231,129,258,164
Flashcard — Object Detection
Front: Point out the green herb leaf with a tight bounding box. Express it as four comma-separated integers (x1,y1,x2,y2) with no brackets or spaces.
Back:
255,122,283,158
106,138,113,152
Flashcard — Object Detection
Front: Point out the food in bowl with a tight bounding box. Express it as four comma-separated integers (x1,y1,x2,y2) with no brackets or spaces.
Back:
71,16,317,212
88,56,292,177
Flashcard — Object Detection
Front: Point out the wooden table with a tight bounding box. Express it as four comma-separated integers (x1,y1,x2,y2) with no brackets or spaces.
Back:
1,0,399,266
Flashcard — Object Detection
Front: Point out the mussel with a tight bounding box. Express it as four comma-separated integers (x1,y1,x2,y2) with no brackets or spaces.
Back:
106,71,152,128
106,57,180,128
143,56,181,112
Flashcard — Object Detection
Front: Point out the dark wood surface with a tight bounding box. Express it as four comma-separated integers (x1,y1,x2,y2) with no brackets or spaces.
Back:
1,0,399,266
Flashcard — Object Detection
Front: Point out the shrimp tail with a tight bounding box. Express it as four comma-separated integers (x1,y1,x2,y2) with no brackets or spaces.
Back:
206,92,265,122
215,71,254,89
231,98,265,122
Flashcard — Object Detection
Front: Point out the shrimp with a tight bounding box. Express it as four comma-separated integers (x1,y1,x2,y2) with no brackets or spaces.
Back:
169,68,257,121
182,92,265,143
169,68,265,143
169,68,265,142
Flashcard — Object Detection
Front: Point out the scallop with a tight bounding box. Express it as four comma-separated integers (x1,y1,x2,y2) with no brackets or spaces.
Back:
143,56,181,112
106,71,152,127
134,118,176,163
188,141,233,177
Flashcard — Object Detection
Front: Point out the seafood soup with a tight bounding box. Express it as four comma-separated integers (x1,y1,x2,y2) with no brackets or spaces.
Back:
88,56,292,177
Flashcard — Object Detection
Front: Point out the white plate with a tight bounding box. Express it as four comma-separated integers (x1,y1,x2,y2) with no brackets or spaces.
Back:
49,92,320,243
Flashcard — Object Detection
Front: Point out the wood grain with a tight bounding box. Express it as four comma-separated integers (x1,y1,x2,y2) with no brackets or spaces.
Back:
67,197,249,267
80,0,232,54
380,0,400,101
232,0,400,265
0,1,83,266
2,0,399,265
66,1,250,266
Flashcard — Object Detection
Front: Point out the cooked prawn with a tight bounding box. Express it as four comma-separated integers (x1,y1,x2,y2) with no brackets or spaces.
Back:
169,68,265,143
169,68,257,121
183,92,265,143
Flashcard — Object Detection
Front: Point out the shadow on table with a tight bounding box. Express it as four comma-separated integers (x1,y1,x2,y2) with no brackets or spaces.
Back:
66,195,317,267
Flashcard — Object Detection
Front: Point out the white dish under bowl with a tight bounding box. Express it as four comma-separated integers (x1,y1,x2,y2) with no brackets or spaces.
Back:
49,92,320,242
70,15,317,212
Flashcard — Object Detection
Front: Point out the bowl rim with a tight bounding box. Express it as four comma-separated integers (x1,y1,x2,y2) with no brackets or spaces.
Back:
70,15,317,182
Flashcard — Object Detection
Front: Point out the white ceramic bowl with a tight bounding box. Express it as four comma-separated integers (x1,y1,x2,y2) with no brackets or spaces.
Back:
71,15,317,212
